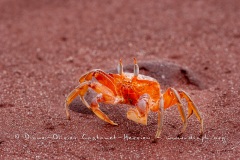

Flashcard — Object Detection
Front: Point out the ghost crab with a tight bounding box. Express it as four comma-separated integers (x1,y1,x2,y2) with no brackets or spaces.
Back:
65,58,203,140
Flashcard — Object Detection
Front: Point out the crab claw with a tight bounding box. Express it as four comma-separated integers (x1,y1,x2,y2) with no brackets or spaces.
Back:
127,108,147,125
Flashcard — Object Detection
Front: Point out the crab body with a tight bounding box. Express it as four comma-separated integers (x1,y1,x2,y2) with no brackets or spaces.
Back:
112,73,160,106
65,59,203,140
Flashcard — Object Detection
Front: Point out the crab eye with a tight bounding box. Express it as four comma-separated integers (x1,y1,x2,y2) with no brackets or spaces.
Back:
133,58,139,77
134,64,139,76
118,59,123,75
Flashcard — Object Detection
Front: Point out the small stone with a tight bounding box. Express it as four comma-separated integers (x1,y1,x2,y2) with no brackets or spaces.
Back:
66,56,74,63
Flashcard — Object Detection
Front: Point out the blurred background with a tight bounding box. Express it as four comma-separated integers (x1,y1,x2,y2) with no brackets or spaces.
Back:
0,0,239,159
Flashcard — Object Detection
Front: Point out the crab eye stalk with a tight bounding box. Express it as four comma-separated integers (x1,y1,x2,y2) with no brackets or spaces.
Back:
133,58,139,77
118,59,124,75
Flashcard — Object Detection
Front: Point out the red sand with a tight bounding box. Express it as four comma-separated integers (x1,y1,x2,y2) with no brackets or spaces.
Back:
0,0,239,159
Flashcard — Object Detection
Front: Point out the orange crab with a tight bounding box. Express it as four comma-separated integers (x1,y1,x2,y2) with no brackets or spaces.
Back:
65,58,203,139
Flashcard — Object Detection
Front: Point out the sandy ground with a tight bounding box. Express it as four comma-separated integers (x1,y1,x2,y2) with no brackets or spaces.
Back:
0,0,240,159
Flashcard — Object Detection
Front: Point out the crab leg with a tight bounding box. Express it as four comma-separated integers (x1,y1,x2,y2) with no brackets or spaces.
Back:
178,90,203,135
91,93,118,125
65,79,120,125
65,69,120,121
79,69,117,95
77,69,119,111
65,81,109,120
163,88,187,135
155,94,164,139
65,81,91,120
89,81,121,125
